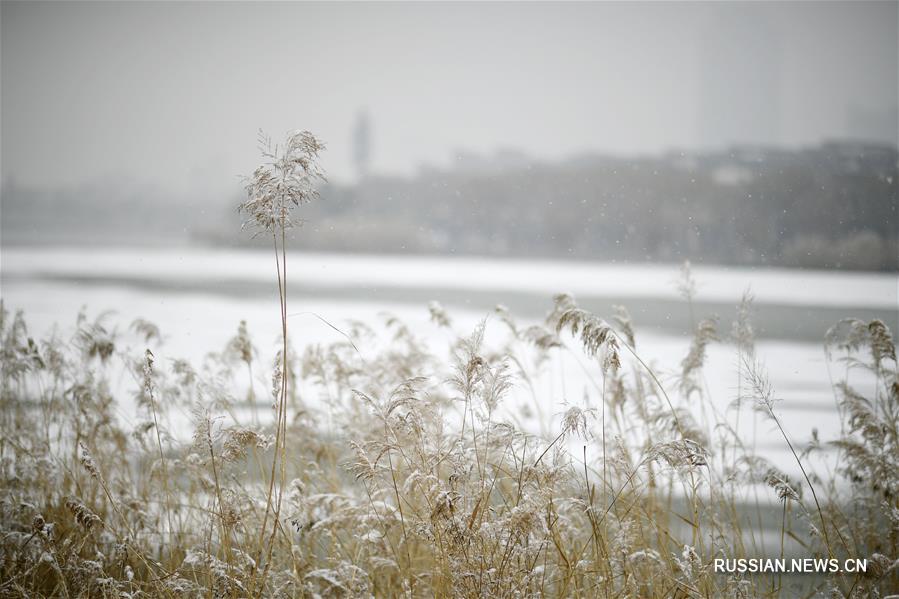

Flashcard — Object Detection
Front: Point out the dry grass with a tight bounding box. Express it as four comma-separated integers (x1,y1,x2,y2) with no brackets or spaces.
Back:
1,294,896,598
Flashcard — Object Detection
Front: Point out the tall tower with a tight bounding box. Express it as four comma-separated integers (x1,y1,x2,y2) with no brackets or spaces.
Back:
352,109,372,179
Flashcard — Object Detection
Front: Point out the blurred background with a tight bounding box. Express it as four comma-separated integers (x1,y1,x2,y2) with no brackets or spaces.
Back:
2,1,897,270
1,2,897,444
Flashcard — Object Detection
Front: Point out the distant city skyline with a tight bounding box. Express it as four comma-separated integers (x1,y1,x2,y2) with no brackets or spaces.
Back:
2,1,896,197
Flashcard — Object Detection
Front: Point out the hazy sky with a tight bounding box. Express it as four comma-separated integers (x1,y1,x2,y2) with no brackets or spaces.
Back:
2,1,897,195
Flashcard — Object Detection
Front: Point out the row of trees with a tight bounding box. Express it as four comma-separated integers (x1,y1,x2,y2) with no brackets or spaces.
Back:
271,141,896,270
2,141,895,270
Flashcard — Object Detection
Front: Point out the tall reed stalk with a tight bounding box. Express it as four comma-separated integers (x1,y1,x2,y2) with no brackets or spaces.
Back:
238,129,326,595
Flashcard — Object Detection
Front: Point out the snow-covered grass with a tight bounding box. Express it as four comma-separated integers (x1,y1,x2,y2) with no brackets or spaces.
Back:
1,286,895,597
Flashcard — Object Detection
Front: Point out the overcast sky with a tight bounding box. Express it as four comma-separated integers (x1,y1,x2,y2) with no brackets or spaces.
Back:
2,1,897,195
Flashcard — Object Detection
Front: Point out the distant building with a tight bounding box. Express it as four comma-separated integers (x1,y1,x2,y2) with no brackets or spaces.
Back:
352,110,372,179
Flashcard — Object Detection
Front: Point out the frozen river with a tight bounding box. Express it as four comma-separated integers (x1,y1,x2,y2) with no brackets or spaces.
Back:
2,246,897,473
